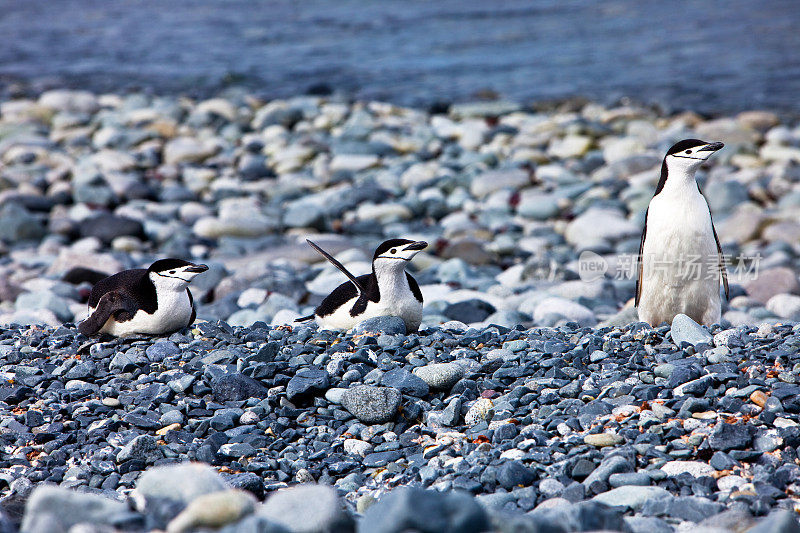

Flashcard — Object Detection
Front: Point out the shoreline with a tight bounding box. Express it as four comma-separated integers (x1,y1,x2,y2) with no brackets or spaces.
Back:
0,89,798,332
3,79,800,122
0,88,799,531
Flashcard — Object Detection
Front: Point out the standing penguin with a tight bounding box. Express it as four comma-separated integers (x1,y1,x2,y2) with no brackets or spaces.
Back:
296,239,427,332
636,139,729,326
78,259,208,337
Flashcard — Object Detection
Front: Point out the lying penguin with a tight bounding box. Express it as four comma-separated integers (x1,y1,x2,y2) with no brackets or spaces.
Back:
78,259,208,337
636,139,729,326
296,239,427,332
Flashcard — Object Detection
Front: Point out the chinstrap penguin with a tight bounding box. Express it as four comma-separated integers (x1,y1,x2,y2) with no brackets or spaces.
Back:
78,259,209,337
296,239,427,332
636,139,729,326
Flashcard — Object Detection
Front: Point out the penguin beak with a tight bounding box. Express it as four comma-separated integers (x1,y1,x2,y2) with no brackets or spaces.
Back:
699,141,724,152
185,264,209,273
403,241,428,252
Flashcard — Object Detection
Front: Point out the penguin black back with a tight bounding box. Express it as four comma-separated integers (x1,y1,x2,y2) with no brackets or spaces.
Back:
88,269,157,315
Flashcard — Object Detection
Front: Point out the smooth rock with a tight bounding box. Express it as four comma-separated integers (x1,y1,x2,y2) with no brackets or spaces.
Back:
533,297,596,327
443,299,496,324
660,460,716,478
747,510,800,533
145,341,181,361
412,363,464,390
766,293,800,321
352,316,406,335
381,368,429,397
164,137,218,165
744,267,800,304
360,487,489,533
708,422,752,451
623,516,674,533
116,435,162,464
640,495,723,523
497,461,535,490
212,373,270,402
341,386,401,424
565,208,639,247
0,204,46,243
529,500,627,533
343,439,373,457
670,313,713,345
549,135,592,159
470,168,529,198
608,472,651,487
15,291,73,322
167,490,255,533
78,214,145,244
286,367,330,403
591,485,671,511
134,463,228,507
258,484,355,533
584,432,623,447
517,191,560,220
20,486,127,533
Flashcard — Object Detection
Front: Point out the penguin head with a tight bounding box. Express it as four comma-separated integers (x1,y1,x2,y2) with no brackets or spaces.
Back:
148,259,209,290
664,139,724,174
372,239,428,271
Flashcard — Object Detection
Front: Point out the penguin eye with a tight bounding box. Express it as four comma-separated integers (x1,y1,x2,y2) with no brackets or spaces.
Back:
686,150,692,154
390,249,397,254
169,270,176,274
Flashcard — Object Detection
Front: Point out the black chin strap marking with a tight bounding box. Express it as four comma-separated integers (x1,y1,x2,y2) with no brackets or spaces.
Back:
376,256,410,261
155,272,191,283
671,155,709,161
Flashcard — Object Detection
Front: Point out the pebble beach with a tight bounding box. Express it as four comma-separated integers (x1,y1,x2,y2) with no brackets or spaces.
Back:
1,89,800,532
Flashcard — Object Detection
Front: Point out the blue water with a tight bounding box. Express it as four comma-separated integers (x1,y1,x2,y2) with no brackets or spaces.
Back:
2,0,799,114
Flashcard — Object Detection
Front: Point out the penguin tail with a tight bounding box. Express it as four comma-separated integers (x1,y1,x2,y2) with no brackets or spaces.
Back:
294,314,315,323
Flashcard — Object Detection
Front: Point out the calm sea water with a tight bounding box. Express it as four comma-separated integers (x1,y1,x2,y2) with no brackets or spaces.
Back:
2,0,799,114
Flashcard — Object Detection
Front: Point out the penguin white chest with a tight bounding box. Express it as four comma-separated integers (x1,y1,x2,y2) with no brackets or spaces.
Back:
638,189,721,325
99,289,193,336
363,287,423,331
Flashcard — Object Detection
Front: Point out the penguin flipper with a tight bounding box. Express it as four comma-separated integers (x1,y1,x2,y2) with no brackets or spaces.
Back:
295,314,315,323
78,291,137,336
306,239,365,294
187,289,197,325
712,223,729,300
635,209,648,307
407,273,423,303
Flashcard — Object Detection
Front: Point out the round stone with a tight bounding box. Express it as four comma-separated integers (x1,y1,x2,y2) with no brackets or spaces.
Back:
584,433,623,447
